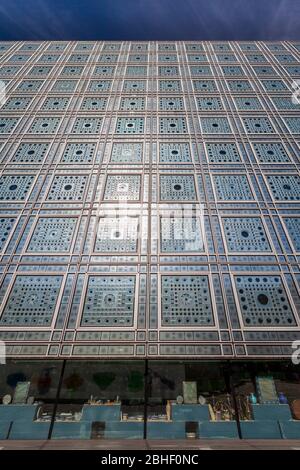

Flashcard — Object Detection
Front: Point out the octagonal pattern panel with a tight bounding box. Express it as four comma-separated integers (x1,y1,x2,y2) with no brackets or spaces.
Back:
111,143,143,163
95,217,138,252
81,276,135,326
222,217,271,252
0,175,34,201
213,175,254,200
160,175,196,201
266,175,300,201
160,217,204,252
47,175,88,201
27,217,77,252
103,175,141,201
0,275,62,326
161,276,214,326
159,143,191,163
234,275,296,327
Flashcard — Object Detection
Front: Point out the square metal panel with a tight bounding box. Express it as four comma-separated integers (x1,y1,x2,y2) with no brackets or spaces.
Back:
190,66,212,76
98,54,118,63
17,80,43,92
188,54,208,62
196,96,223,111
159,143,191,163
62,143,96,163
266,175,300,201
213,175,254,200
28,65,52,76
102,43,121,51
252,143,290,163
94,66,115,76
71,117,102,134
0,118,19,133
47,175,88,201
51,80,77,92
159,97,184,111
119,97,145,111
111,143,143,163
200,117,232,133
261,80,289,92
12,143,49,163
88,80,112,92
226,80,253,92
193,80,217,92
128,54,148,62
0,275,62,326
161,275,214,326
39,54,60,63
126,66,147,76
0,175,34,201
185,43,204,51
160,175,196,201
222,217,271,252
284,218,300,251
0,65,20,76
272,97,300,111
68,54,89,63
61,66,84,76
213,43,231,51
116,117,144,134
234,97,263,110
2,97,32,111
41,97,70,111
123,80,146,92
158,43,176,51
103,175,141,201
253,66,277,76
158,54,177,62
159,80,182,92
284,117,300,134
28,217,77,252
95,217,139,252
222,66,244,76
80,97,107,111
234,275,296,327
160,217,204,252
0,217,16,251
131,43,148,51
81,276,135,326
205,143,241,163
159,117,188,134
158,66,179,76
29,117,61,134
242,117,275,134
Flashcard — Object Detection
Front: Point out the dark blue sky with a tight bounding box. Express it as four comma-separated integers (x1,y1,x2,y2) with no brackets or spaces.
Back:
0,0,299,41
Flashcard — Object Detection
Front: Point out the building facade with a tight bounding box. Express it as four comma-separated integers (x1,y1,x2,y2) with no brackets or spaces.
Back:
0,40,300,440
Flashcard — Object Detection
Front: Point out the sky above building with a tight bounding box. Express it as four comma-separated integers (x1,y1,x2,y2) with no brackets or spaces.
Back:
0,0,299,41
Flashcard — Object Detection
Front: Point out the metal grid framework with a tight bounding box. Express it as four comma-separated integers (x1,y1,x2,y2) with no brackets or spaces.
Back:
0,40,300,360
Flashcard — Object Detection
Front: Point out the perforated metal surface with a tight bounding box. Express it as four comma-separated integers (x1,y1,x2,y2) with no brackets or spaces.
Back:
111,143,143,163
126,66,147,76
2,97,32,111
159,80,181,92
205,143,241,162
227,80,252,92
88,80,111,92
71,117,102,134
80,97,107,111
235,276,296,326
103,175,141,201
159,97,184,111
47,175,87,201
262,80,288,92
81,276,135,326
116,117,144,134
196,96,223,111
0,118,19,133
29,117,61,134
0,217,16,251
159,143,191,163
0,275,62,326
17,80,43,92
123,80,146,92
119,97,145,111
95,217,138,252
200,117,231,134
12,143,49,163
284,218,300,251
234,97,263,110
242,117,275,134
193,80,217,92
161,276,214,326
222,217,270,252
28,217,77,252
252,143,290,163
62,143,96,163
159,117,188,134
160,217,204,252
160,175,196,201
213,175,254,200
284,117,300,134
51,80,77,92
0,175,34,201
266,175,300,201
